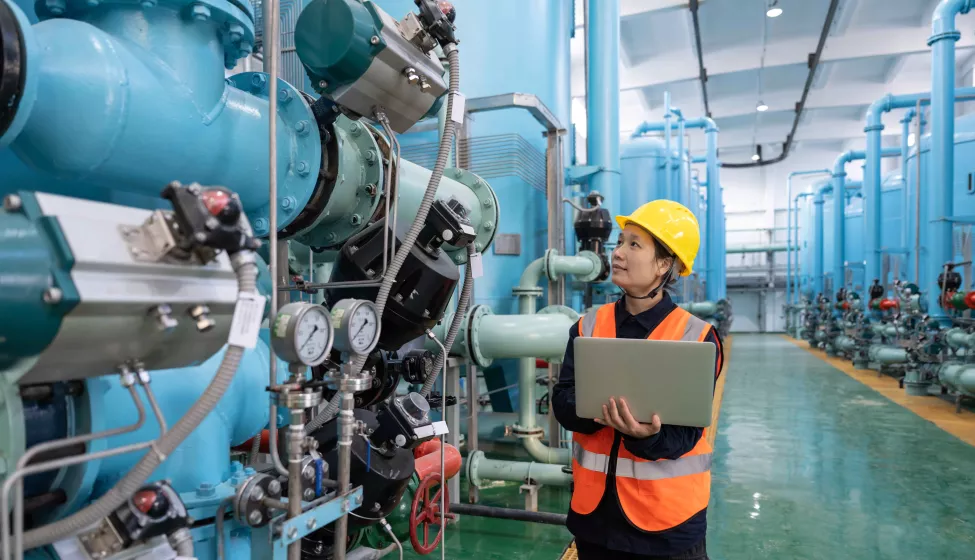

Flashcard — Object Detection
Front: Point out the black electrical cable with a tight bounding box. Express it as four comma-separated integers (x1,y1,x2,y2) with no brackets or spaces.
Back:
688,0,711,119
450,503,567,526
721,0,840,168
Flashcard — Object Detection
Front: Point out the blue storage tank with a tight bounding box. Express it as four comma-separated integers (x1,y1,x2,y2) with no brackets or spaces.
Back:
377,0,573,315
845,196,865,292
905,112,975,291
881,173,907,285
620,137,669,210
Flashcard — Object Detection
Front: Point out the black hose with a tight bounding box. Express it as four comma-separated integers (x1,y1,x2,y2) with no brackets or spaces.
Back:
449,503,566,526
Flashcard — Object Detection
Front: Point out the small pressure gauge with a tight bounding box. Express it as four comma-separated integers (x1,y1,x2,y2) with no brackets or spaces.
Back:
271,303,334,366
331,299,381,355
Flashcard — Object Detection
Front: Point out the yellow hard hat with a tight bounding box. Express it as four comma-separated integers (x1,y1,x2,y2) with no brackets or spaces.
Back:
615,200,700,277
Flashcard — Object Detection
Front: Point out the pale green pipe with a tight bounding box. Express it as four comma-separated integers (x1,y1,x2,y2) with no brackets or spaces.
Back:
726,245,789,254
679,301,718,318
945,328,975,349
517,251,601,292
466,451,572,488
426,309,577,361
834,335,856,353
939,363,975,395
868,345,909,364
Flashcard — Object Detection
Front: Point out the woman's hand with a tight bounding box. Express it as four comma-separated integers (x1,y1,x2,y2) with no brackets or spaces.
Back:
595,397,661,439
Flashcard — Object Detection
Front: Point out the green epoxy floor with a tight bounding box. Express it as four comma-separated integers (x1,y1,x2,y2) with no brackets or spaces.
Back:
417,334,975,559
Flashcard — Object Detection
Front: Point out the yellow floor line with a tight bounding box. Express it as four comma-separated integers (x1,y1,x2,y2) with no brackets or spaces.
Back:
559,337,733,558
707,336,733,448
782,335,975,447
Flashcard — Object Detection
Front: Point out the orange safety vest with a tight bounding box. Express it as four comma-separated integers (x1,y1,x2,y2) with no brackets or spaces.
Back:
570,303,716,532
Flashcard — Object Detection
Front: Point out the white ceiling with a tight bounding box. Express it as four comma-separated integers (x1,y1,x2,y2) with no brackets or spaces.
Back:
571,0,975,162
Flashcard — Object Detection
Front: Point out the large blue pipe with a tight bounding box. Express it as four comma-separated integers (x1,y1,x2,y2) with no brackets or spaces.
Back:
902,110,914,254
928,0,974,321
0,0,320,235
787,170,831,305
814,183,832,295
586,0,621,221
664,92,673,201
862,89,975,289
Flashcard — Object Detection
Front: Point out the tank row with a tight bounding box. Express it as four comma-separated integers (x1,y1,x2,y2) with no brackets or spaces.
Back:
787,0,975,405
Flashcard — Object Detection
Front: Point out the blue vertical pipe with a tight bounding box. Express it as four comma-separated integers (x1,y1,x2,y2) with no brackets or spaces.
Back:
787,170,831,305
928,0,973,320
586,0,620,219
704,120,722,300
862,89,975,291
814,184,831,295
677,115,686,205
901,109,914,254
664,92,673,201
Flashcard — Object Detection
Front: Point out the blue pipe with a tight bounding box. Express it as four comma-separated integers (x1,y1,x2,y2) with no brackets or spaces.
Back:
862,89,975,290
664,91,673,201
928,0,974,321
692,155,707,164
814,183,832,295
0,0,320,235
703,120,722,300
831,148,899,293
902,109,914,254
678,115,686,205
586,0,621,220
787,170,830,306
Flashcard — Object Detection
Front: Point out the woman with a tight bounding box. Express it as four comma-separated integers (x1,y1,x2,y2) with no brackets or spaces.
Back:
553,199,724,560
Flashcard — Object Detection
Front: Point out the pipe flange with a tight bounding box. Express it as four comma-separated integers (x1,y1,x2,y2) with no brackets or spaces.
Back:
292,115,384,248
467,450,486,488
538,305,581,323
299,455,328,502
325,371,375,393
511,286,544,298
234,473,283,528
509,424,545,438
444,168,499,265
542,248,559,281
271,388,323,410
573,251,604,283
226,72,321,236
466,304,494,369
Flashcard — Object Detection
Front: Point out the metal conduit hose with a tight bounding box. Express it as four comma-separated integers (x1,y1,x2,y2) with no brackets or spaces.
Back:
18,251,259,552
306,41,463,432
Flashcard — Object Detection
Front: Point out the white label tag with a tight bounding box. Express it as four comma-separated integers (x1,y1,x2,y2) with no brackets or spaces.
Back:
228,292,267,349
450,93,466,125
469,252,483,279
431,420,449,435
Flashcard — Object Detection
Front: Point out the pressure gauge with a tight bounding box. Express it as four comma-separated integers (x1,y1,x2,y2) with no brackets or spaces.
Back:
331,299,381,355
271,302,334,366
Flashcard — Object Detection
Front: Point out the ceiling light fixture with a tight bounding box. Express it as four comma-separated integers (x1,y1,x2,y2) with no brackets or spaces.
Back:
751,153,761,161
766,0,782,18
757,101,769,112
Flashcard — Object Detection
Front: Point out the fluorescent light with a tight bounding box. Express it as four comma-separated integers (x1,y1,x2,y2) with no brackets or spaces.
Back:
766,1,782,17
756,101,769,112
751,153,761,161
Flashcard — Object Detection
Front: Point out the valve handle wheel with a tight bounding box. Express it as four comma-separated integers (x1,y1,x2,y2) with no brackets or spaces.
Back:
409,473,454,555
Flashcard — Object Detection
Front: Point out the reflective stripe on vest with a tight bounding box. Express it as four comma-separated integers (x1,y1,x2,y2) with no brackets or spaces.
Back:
574,441,712,480
570,302,715,532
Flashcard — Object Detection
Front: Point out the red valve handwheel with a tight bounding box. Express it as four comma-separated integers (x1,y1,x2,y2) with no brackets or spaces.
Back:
409,473,455,555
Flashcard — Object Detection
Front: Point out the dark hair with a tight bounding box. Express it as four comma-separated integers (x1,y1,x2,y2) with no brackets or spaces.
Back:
649,234,681,294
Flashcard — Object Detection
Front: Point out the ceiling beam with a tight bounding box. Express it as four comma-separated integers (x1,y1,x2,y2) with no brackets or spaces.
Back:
604,26,975,93
573,0,705,28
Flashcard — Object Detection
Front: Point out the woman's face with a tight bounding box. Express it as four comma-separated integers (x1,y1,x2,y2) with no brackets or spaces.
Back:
611,224,673,295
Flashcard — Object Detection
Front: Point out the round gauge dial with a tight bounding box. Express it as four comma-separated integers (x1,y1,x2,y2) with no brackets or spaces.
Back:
271,303,334,366
331,299,382,356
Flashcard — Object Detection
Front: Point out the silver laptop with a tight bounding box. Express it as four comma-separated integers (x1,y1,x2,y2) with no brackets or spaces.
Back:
574,338,716,428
